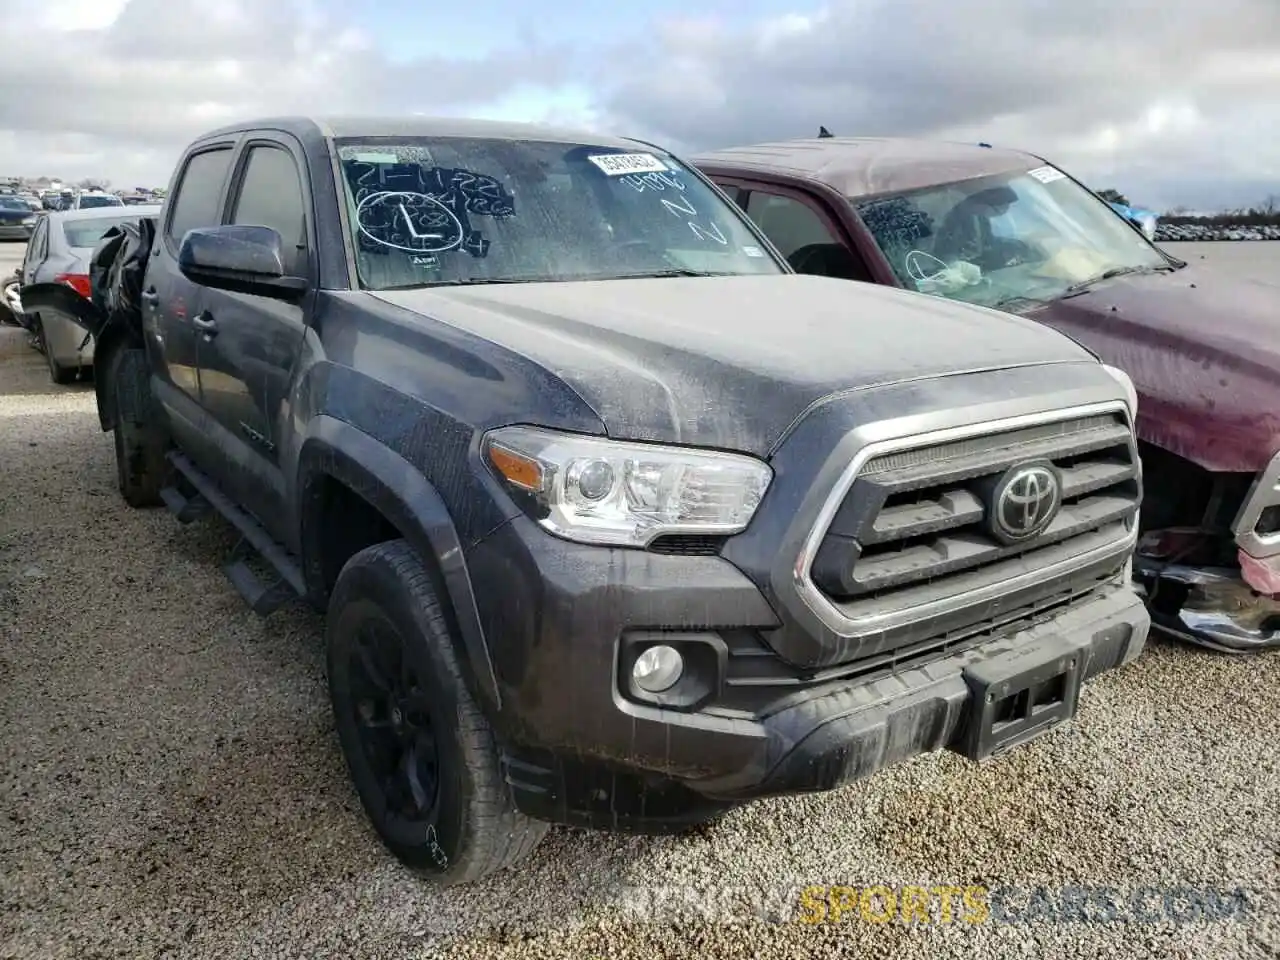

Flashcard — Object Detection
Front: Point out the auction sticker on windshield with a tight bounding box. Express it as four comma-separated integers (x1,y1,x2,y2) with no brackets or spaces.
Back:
588,153,669,176
1027,165,1067,184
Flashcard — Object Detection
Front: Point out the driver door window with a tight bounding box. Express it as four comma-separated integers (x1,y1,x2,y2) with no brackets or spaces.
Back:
230,145,308,276
743,189,867,280
744,191,837,261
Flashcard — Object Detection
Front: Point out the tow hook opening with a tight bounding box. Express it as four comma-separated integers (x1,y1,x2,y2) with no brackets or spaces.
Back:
1135,529,1280,652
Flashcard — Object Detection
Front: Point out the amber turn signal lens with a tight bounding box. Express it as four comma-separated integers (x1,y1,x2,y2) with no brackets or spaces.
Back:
487,443,544,492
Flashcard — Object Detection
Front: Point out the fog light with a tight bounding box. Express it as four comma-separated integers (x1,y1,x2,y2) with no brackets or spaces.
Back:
632,644,683,693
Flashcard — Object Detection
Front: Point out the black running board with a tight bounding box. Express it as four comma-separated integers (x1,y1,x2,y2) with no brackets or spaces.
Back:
159,479,210,524
165,451,305,616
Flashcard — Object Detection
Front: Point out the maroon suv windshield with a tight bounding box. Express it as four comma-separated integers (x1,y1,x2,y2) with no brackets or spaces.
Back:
854,165,1173,309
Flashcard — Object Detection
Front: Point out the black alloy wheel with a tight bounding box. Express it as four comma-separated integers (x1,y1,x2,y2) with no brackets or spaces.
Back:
326,540,548,884
348,613,440,826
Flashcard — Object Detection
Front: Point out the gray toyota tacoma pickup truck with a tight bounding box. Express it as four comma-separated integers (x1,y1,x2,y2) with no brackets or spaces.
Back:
25,116,1150,885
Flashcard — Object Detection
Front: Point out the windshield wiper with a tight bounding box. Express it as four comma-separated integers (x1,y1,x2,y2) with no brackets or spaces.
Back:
375,269,736,291
1059,264,1175,298
613,269,735,279
990,295,1046,312
378,277,554,291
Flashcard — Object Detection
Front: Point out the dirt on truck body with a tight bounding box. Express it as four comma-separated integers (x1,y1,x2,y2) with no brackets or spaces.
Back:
23,115,1149,884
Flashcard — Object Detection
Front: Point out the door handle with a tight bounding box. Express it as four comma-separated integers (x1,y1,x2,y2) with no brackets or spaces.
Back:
140,289,159,304
192,312,218,337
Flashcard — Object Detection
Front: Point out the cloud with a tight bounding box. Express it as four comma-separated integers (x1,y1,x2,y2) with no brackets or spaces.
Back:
0,0,574,184
1,0,1276,209
596,0,1280,209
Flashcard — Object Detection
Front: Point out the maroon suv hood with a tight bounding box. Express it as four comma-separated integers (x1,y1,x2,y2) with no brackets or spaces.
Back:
1026,263,1280,472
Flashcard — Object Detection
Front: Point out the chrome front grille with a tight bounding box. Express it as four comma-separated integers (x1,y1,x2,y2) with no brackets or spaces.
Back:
800,404,1140,643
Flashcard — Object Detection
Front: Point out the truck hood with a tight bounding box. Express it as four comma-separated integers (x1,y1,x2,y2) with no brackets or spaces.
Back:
1026,262,1280,472
372,273,1095,456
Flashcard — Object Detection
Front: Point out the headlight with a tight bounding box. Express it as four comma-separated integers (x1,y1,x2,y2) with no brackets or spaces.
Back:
1101,364,1138,417
21,216,35,226
483,425,773,547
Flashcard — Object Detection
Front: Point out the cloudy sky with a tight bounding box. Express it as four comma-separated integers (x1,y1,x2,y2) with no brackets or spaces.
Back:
1,0,1277,211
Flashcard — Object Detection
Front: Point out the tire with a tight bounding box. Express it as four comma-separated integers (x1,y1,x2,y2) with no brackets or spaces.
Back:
327,540,548,884
45,335,77,385
111,348,168,508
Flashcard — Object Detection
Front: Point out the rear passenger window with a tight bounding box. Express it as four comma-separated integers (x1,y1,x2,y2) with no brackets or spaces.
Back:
166,148,233,245
231,145,308,273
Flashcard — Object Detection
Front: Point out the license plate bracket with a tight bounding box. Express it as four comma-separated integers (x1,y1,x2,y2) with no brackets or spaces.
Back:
958,634,1090,762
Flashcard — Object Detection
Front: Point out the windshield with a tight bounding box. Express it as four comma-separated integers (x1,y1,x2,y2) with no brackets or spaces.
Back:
335,137,782,289
77,194,122,209
0,197,28,211
853,165,1173,309
63,215,140,249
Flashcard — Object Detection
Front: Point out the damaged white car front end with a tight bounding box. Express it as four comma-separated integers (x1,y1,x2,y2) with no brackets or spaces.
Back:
1137,450,1280,652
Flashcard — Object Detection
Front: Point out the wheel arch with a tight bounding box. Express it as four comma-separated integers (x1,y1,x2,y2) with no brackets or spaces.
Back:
297,414,501,711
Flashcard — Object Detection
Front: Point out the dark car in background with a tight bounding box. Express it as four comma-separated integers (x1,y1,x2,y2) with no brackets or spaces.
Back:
0,194,38,239
695,135,1280,652
71,191,124,210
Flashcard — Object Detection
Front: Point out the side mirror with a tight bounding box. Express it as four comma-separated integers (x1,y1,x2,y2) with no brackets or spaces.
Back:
177,225,308,301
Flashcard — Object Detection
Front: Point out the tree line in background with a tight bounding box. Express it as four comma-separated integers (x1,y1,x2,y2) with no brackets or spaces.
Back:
1097,188,1280,227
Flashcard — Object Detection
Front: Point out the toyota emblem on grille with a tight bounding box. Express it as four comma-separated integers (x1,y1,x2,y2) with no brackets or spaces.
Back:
988,461,1062,544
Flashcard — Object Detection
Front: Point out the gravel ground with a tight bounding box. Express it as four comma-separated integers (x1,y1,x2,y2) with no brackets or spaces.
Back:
1,297,1278,958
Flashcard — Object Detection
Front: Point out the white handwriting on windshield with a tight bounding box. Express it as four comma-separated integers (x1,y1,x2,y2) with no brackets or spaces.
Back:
659,192,727,245
618,171,727,245
619,171,686,193
355,191,465,254
344,160,514,259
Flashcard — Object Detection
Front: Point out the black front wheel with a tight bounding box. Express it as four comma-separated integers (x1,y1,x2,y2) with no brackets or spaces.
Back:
327,540,548,884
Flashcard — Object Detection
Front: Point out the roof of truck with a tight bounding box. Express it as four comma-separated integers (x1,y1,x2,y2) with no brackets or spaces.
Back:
693,137,1047,199
193,115,646,151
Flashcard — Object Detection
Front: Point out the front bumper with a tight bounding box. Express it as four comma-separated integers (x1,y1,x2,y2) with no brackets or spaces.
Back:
1134,555,1280,653
0,224,33,240
1,281,19,323
470,514,1149,831
40,309,96,366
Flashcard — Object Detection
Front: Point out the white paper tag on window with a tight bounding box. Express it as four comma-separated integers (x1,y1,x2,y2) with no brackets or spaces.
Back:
587,153,669,176
351,152,400,164
1027,165,1066,184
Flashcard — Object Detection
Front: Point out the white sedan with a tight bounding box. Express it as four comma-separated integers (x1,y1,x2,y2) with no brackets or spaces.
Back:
18,204,162,383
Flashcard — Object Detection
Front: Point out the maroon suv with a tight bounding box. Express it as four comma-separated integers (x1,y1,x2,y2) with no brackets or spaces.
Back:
695,136,1280,652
